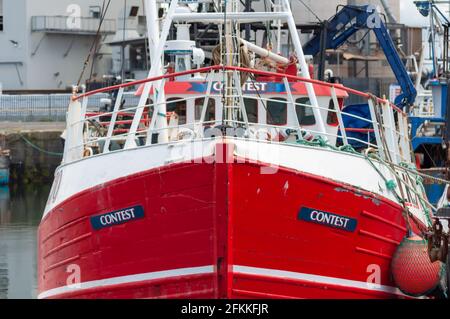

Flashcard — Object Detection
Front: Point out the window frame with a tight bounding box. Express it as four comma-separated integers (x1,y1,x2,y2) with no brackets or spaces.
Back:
266,97,288,126
244,97,258,123
194,97,216,123
89,6,101,19
295,97,316,126
166,97,187,125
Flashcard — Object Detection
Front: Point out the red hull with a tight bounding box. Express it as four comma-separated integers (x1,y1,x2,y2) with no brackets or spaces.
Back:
38,145,414,299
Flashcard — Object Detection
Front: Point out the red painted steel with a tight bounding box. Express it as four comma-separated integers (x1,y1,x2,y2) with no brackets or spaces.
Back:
38,145,418,299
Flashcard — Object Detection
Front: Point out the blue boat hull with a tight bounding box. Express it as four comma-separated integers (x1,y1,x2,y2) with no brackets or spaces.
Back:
0,168,9,185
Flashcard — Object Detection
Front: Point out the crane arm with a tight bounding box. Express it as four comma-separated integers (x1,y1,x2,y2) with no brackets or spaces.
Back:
303,5,417,109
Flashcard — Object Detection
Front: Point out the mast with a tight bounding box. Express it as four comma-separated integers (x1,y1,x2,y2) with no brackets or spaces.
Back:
281,0,327,136
125,0,178,148
219,0,327,136
145,0,168,143
222,0,241,127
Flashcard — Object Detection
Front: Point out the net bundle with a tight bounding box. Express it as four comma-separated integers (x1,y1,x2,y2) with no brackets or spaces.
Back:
391,236,447,297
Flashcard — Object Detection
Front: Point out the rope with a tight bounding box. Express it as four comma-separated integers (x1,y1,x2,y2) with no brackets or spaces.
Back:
76,0,112,86
401,163,450,185
20,134,63,157
296,0,321,23
364,154,432,231
294,133,434,230
364,152,402,201
369,153,434,226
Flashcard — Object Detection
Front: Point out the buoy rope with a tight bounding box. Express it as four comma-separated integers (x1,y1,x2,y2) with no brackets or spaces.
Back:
20,134,63,157
370,153,434,227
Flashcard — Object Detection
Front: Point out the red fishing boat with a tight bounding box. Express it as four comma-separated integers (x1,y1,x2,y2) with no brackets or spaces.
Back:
38,0,441,299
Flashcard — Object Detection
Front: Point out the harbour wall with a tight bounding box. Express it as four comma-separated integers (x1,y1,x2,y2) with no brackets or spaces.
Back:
0,123,65,184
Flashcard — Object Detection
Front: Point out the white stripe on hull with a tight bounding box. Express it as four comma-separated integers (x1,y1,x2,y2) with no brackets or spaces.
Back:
233,265,406,297
38,264,406,299
37,265,215,299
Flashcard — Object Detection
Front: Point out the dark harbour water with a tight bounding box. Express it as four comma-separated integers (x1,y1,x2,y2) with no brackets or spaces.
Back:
0,184,51,299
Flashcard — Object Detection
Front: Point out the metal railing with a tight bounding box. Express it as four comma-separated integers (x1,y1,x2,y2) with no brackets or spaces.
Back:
65,66,413,166
412,90,434,117
31,16,116,34
0,93,140,121
57,65,434,211
71,66,412,163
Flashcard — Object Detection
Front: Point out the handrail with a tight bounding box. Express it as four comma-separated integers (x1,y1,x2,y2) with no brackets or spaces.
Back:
74,65,223,100
69,65,412,164
73,65,403,114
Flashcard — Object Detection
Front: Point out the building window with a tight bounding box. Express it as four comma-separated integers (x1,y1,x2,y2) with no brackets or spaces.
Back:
89,6,101,19
167,98,187,125
130,44,146,71
129,6,139,17
326,52,343,65
0,0,3,31
195,98,215,123
244,98,258,123
295,98,316,125
267,97,287,125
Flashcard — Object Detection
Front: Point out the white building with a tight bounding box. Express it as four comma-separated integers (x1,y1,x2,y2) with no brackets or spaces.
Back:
0,0,142,91
0,0,431,91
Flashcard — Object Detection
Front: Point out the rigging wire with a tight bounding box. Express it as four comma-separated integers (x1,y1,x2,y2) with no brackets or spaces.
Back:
248,73,276,125
121,0,128,83
422,144,439,169
221,0,227,126
263,0,272,46
141,0,150,71
88,0,110,81
76,0,112,87
295,0,321,23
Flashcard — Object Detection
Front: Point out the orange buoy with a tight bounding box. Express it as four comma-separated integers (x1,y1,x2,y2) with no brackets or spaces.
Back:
391,236,447,297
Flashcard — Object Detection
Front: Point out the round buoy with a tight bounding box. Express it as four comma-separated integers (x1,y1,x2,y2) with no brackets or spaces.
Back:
391,236,447,297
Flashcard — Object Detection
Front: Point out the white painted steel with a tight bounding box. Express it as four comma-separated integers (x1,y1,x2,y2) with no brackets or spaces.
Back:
124,0,178,149
280,0,327,137
44,137,429,229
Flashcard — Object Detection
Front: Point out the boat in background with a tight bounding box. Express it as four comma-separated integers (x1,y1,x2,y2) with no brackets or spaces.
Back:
37,0,445,299
0,148,10,185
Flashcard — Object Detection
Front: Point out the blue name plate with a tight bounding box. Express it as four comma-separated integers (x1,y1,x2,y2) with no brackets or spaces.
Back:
91,205,145,230
298,207,357,232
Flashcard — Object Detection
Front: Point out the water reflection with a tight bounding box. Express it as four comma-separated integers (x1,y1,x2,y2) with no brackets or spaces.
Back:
0,184,51,299
0,186,9,299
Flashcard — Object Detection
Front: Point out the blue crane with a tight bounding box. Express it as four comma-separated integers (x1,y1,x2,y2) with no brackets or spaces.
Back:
303,4,417,109
302,4,449,205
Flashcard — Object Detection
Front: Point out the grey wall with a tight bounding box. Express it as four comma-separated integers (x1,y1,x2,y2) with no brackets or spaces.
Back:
0,0,141,91
0,0,28,90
